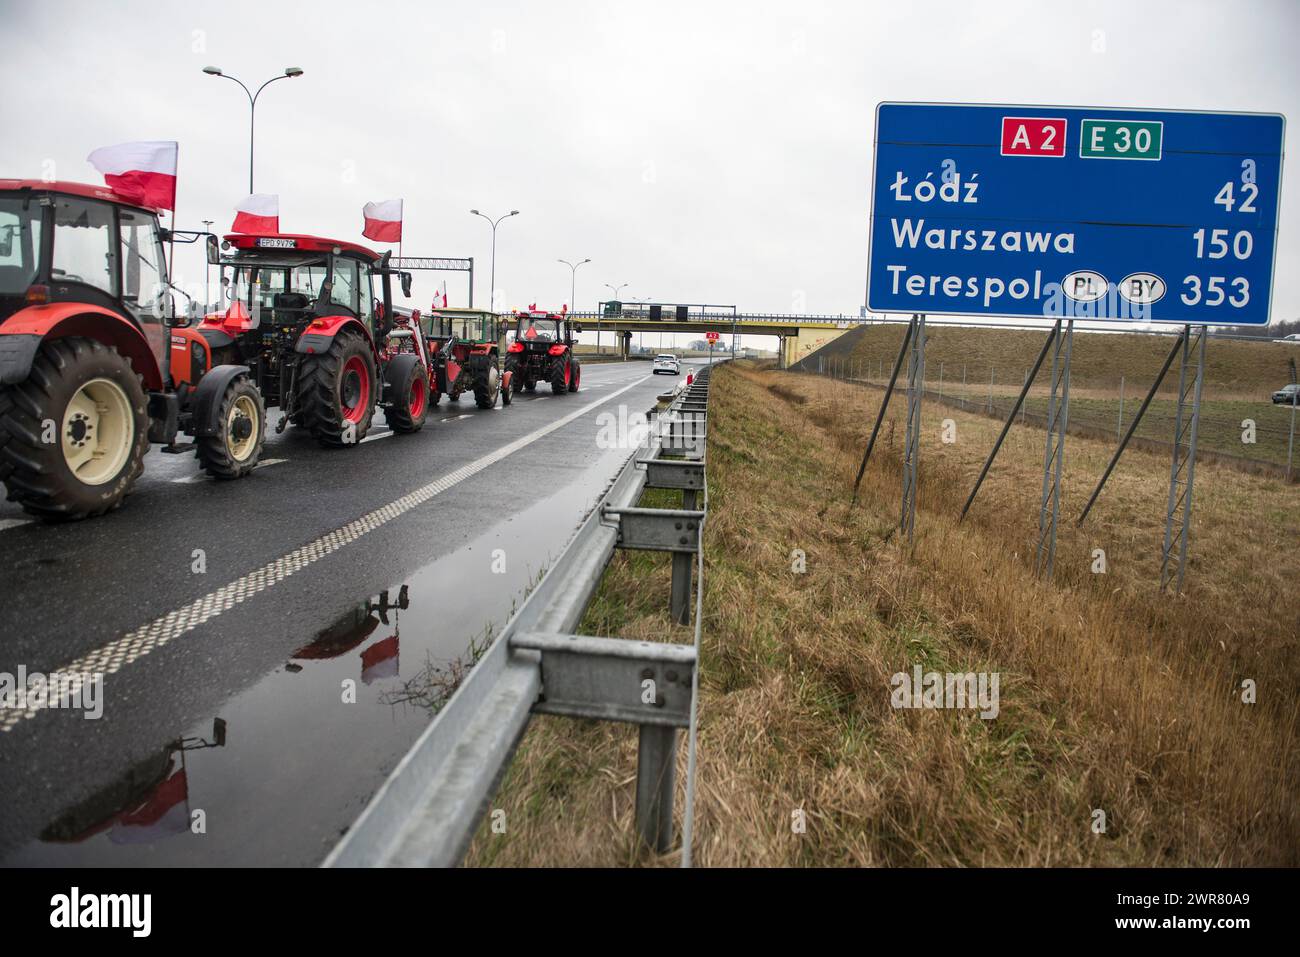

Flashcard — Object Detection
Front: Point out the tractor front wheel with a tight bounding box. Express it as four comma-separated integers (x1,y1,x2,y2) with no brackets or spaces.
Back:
297,330,376,447
0,337,148,521
383,354,429,433
197,376,265,479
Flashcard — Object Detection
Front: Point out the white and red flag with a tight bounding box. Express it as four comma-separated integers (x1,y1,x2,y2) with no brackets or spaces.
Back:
362,199,403,243
86,140,178,210
435,281,448,308
231,194,280,234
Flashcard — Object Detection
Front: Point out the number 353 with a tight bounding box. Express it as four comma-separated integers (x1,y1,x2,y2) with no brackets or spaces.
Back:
1181,275,1250,307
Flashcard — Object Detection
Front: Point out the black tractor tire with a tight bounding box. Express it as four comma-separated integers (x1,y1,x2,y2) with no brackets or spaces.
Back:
504,353,524,395
383,354,429,433
500,373,513,406
472,355,501,409
567,357,581,393
196,376,265,479
0,337,149,521
296,330,377,447
550,356,568,394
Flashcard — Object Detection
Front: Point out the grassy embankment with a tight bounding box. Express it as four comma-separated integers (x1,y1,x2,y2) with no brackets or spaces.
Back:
466,361,1298,866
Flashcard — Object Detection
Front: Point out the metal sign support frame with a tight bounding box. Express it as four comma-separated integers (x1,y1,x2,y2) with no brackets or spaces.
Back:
960,318,1061,521
1160,325,1207,593
851,315,916,505
901,314,927,542
1035,319,1074,579
1077,327,1188,525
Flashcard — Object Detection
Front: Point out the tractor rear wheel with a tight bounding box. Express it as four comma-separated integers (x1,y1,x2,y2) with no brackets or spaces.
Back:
550,357,568,394
473,356,500,409
297,330,376,447
383,354,429,433
0,337,148,521
197,376,265,479
567,358,581,393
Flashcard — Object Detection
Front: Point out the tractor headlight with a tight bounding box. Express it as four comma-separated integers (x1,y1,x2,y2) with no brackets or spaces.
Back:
191,341,208,374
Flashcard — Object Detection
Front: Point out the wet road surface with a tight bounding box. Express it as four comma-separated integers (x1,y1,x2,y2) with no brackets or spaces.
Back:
0,359,699,865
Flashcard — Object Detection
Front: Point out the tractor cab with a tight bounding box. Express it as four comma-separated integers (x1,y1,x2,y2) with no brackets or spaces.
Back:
204,234,401,354
422,307,502,350
198,233,429,445
507,309,574,351
0,180,182,385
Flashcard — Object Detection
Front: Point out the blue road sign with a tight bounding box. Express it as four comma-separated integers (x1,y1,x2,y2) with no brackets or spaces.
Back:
867,103,1285,325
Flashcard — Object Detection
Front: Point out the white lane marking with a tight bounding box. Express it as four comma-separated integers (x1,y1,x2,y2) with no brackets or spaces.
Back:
2,373,653,732
255,458,288,470
0,518,32,532
359,429,393,444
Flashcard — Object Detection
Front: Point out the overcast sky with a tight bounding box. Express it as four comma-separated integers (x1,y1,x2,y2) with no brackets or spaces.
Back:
2,0,1297,330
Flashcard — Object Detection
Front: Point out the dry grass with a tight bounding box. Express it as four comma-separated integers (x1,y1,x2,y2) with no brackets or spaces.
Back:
465,362,1299,867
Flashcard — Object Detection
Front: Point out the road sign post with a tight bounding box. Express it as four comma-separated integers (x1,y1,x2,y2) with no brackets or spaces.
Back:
868,103,1283,326
868,102,1284,586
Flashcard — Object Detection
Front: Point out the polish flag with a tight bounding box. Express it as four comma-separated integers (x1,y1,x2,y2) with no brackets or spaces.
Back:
360,635,400,685
362,199,403,243
232,194,280,234
86,141,178,210
109,766,190,845
435,281,448,308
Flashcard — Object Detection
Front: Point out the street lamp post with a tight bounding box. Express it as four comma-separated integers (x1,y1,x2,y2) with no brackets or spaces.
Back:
471,209,519,312
202,66,304,194
559,257,590,349
558,258,591,313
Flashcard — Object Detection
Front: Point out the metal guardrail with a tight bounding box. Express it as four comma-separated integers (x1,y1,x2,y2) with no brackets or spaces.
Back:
324,364,721,867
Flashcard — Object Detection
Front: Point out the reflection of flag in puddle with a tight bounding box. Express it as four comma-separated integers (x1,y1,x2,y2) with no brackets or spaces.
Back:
361,635,400,685
109,767,189,845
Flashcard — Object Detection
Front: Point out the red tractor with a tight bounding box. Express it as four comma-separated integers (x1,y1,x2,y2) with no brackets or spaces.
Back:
200,233,430,445
0,180,266,521
419,307,512,408
504,308,583,396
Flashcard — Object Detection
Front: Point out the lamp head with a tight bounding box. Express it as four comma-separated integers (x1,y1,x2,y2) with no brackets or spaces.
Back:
284,67,304,77
203,66,223,76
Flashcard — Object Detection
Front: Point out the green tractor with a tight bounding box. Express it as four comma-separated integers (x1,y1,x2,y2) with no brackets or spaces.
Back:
418,307,511,408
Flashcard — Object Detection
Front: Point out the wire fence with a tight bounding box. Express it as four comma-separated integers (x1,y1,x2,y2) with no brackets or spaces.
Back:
802,354,1300,483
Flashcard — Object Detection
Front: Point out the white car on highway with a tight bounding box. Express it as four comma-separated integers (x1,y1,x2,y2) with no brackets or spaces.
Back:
653,353,681,375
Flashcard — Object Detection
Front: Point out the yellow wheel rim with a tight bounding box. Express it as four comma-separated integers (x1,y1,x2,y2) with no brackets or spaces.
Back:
227,394,260,462
61,377,134,486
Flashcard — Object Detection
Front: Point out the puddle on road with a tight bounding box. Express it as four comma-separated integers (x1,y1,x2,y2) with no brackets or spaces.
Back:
3,442,636,867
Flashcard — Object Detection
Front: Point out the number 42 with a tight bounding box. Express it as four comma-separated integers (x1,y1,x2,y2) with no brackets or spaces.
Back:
1214,181,1258,213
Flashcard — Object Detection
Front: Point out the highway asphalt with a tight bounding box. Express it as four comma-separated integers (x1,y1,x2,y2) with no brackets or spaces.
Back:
0,358,702,865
